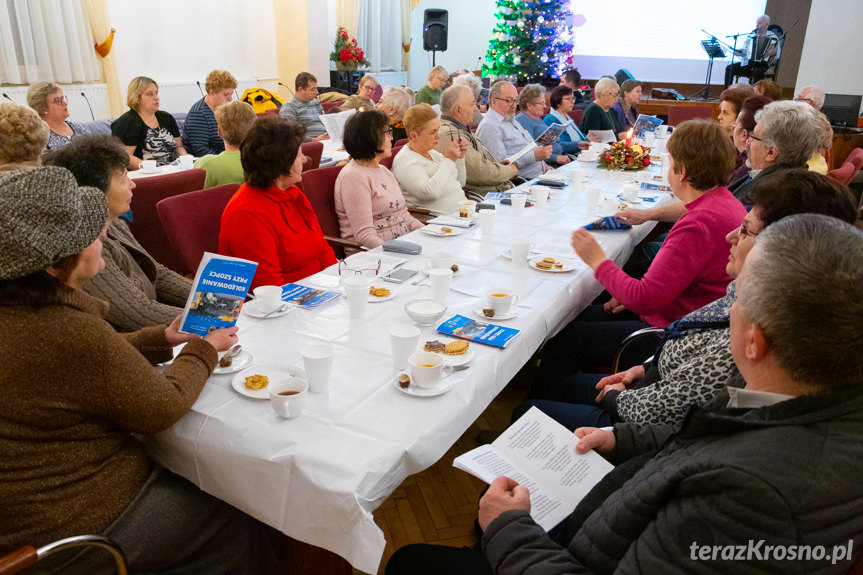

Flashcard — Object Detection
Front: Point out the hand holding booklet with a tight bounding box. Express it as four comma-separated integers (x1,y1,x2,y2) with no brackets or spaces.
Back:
504,122,572,164
453,406,614,531
179,252,258,336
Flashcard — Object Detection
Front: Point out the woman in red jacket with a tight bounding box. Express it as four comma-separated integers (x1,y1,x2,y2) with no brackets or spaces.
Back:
219,117,337,290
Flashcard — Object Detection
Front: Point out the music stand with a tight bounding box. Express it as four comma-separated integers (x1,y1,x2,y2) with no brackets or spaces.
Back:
691,39,726,100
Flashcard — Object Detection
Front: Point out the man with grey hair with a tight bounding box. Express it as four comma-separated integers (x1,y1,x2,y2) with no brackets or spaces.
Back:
795,85,826,110
476,80,552,180
387,213,863,575
437,85,517,196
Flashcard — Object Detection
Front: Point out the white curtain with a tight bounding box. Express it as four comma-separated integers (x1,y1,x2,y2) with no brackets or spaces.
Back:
400,0,411,72
356,0,402,72
337,0,360,37
0,0,101,84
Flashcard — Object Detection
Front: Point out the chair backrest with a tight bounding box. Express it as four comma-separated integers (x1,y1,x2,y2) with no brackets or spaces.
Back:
127,168,207,273
299,165,346,239
667,105,713,127
567,109,584,125
847,147,863,171
0,534,128,575
321,100,344,113
828,161,856,187
156,183,240,274
371,84,383,103
300,141,324,171
379,145,404,170
393,138,409,148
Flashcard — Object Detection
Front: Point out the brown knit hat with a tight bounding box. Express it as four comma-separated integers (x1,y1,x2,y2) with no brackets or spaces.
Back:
0,166,108,280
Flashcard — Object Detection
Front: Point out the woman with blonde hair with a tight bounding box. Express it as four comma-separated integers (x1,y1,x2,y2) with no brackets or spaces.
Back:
111,76,188,169
27,82,90,152
416,66,448,106
376,86,412,144
580,77,623,140
392,103,467,214
0,103,48,171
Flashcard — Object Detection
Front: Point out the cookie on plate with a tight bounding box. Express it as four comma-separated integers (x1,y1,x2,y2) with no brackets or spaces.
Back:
444,340,469,355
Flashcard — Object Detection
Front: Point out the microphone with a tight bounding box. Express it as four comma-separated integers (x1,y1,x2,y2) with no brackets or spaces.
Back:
474,56,482,71
2,93,13,102
196,81,204,97
80,92,95,121
234,88,240,101
278,81,295,96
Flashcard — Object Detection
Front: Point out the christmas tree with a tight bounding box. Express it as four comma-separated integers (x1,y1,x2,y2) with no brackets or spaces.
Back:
482,0,575,84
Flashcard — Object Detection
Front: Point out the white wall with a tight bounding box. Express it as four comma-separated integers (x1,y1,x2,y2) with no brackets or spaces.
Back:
409,0,497,90
796,0,863,112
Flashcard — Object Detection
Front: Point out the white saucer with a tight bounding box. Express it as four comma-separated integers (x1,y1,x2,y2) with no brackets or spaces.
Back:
393,372,452,397
231,364,306,399
213,350,254,375
242,303,292,319
529,256,577,273
138,167,160,174
473,305,520,321
417,339,475,367
421,225,464,237
578,154,599,163
368,284,397,302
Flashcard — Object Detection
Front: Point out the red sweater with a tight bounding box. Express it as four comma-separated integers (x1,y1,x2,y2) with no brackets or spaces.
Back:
595,187,746,327
219,183,337,289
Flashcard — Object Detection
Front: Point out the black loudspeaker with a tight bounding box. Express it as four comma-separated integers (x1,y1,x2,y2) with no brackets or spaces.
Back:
423,9,448,51
615,69,635,85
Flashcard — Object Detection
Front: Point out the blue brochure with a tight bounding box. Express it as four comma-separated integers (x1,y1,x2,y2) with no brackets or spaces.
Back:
437,314,520,348
281,283,341,308
583,216,632,230
180,252,258,335
640,182,671,192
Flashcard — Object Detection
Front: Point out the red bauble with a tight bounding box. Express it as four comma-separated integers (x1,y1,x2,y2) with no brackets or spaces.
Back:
643,158,650,166
605,155,611,162
625,157,632,163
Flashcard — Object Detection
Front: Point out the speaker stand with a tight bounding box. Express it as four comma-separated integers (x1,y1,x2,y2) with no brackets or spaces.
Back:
431,50,436,67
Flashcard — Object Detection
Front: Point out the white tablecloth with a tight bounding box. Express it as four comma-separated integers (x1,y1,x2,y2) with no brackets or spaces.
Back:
145,161,675,574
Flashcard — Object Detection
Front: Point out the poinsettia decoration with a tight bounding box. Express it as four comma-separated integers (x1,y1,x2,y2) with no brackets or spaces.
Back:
330,28,370,67
597,141,651,171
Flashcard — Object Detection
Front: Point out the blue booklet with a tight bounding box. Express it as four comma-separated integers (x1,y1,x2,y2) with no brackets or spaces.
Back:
281,283,341,308
640,182,671,192
180,252,258,336
437,314,520,348
583,216,632,230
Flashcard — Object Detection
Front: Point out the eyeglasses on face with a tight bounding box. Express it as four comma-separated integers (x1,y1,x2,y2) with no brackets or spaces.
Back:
746,133,764,143
738,219,761,239
494,97,518,105
50,95,68,105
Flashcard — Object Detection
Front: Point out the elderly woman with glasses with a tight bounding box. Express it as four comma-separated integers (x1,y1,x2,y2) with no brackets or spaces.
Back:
580,77,624,141
729,94,773,184
26,82,90,152
515,84,571,166
335,110,423,249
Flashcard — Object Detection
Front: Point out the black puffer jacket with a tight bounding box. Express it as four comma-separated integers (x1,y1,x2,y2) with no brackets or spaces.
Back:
482,387,863,574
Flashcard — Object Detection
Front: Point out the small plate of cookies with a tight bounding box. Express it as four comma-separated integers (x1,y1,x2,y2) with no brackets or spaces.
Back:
368,284,396,302
420,225,464,237
230,364,306,399
420,338,474,367
529,256,576,273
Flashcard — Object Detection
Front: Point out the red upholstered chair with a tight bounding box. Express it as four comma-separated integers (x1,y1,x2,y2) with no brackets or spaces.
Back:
321,100,344,113
300,141,324,171
127,168,206,273
371,84,383,103
156,183,240,274
827,147,863,187
379,144,404,170
567,109,584,125
298,165,361,259
667,105,713,126
394,138,409,148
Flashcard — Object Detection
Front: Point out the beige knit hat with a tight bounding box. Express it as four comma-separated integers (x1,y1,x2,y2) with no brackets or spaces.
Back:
0,166,108,280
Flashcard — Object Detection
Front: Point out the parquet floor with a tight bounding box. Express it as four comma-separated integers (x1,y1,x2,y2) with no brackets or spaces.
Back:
352,365,532,575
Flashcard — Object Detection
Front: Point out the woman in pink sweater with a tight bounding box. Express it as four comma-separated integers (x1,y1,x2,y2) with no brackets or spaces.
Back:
538,120,746,381
335,110,423,248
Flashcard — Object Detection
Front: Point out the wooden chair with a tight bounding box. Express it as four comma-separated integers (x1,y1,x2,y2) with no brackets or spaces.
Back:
379,144,404,170
567,109,584,125
827,147,863,187
667,105,713,127
156,183,240,274
0,535,128,574
127,168,206,273
301,141,324,171
298,165,361,259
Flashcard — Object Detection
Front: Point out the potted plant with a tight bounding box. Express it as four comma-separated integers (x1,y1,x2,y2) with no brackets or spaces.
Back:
330,28,370,71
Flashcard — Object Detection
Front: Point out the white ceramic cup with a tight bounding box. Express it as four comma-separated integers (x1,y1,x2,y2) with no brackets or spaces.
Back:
430,251,453,270
531,186,548,208
389,324,421,370
408,352,450,389
428,268,453,304
300,342,334,394
140,159,157,172
486,288,519,316
510,237,532,265
510,193,527,217
589,142,605,154
178,155,194,169
269,376,308,418
342,275,371,318
599,195,618,217
253,285,283,314
636,170,653,184
621,183,640,202
585,185,602,214
458,199,477,217
479,208,495,237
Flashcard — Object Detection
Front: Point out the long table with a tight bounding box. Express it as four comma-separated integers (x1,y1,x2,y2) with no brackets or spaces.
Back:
146,158,675,574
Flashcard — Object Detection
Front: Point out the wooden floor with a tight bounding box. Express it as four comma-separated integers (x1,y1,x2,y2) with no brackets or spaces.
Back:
352,365,532,575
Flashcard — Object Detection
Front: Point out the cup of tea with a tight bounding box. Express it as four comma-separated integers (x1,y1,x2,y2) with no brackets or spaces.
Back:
621,184,640,202
458,199,477,218
408,352,450,389
140,159,157,172
486,288,518,316
253,285,283,314
269,376,308,418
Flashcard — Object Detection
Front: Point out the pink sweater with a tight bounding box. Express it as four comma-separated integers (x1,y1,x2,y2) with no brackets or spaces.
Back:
595,187,746,327
334,161,424,248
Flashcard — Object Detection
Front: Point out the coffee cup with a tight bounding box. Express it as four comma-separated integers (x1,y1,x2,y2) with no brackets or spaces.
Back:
458,200,477,218
408,352,451,389
589,142,605,154
140,159,157,172
599,195,618,217
636,170,653,184
430,251,453,270
389,324,421,370
342,275,371,318
269,376,308,418
621,184,639,202
178,155,194,169
486,288,518,316
300,342,334,394
253,285,283,314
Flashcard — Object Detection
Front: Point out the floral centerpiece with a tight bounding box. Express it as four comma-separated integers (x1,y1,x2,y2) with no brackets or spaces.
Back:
597,141,651,171
330,28,370,71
